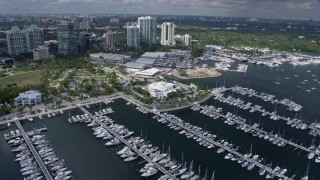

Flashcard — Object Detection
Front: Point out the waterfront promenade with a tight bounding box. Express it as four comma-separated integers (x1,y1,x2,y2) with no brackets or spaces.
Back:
0,91,213,126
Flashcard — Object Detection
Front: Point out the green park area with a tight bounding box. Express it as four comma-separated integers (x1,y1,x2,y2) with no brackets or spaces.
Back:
176,25,320,53
0,70,42,88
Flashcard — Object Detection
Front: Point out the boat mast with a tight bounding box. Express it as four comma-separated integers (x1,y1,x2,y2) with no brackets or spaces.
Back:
203,168,208,180
210,171,215,180
189,160,193,172
181,152,184,164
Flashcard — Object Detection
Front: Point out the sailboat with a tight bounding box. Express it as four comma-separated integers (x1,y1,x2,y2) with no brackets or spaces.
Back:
202,168,208,180
273,75,281,85
301,163,309,180
211,171,215,180
68,110,72,123
180,160,195,179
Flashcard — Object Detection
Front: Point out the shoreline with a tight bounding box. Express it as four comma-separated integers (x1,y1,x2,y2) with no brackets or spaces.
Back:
172,68,222,80
0,92,214,125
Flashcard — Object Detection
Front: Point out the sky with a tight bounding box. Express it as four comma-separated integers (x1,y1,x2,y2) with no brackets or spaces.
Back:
0,0,320,20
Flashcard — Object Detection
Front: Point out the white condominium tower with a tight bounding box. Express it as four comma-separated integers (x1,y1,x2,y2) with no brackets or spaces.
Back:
161,22,176,46
138,16,156,44
183,34,192,46
127,25,140,48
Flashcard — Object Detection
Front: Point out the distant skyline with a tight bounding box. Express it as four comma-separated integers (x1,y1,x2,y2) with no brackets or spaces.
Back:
0,0,320,20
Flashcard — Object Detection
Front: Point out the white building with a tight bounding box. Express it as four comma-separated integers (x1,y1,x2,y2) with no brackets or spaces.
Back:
127,25,140,48
110,18,119,23
15,90,42,106
105,29,115,50
136,68,159,77
138,16,156,44
183,34,192,46
33,46,49,60
147,81,176,98
161,22,176,46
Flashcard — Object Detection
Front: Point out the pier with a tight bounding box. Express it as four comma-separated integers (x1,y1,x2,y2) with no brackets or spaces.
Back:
213,93,320,137
158,113,293,180
15,121,53,180
197,105,317,157
78,106,177,179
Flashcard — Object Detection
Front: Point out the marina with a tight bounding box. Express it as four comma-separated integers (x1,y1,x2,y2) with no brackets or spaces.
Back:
1,62,320,179
212,86,320,137
191,104,320,163
79,106,179,179
153,112,294,180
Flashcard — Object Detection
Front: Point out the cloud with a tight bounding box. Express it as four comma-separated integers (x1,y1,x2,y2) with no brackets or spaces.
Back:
0,0,319,20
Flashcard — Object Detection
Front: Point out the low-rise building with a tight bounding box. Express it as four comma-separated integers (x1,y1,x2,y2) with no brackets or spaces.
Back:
15,90,42,106
0,58,15,70
135,68,160,78
147,81,176,98
124,62,149,70
89,53,131,64
33,46,49,60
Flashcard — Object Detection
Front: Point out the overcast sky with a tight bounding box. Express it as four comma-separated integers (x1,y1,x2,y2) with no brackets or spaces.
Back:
0,0,320,20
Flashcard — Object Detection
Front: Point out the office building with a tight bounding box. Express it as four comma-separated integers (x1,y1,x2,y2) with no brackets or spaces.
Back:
79,32,91,50
15,90,42,106
105,28,115,50
138,16,156,44
127,25,140,48
57,21,77,55
25,24,44,51
33,46,49,60
6,26,27,56
183,34,192,46
161,22,176,46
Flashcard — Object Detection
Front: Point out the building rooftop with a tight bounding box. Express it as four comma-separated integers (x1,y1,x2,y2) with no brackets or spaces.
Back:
142,52,167,59
124,62,148,69
148,81,175,91
10,26,21,32
16,90,41,99
136,68,159,76
136,57,156,65
29,24,40,30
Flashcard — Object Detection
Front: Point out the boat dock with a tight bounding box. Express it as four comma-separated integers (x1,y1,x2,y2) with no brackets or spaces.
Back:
15,121,53,180
157,113,293,180
213,93,320,137
196,105,317,157
78,106,177,179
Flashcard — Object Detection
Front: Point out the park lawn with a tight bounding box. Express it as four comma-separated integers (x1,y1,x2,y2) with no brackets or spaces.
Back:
0,70,43,87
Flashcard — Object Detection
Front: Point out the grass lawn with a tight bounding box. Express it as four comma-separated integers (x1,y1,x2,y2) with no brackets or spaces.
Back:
0,70,42,87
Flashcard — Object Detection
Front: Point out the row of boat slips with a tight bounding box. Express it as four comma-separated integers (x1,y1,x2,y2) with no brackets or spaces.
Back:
76,109,184,180
4,126,72,180
212,86,320,137
213,94,309,131
5,130,44,180
4,126,47,141
153,113,295,180
230,85,303,112
35,110,64,121
193,104,320,164
74,107,181,180
30,133,72,180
